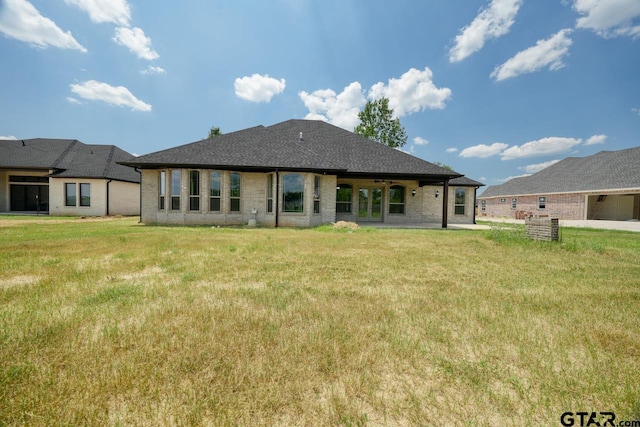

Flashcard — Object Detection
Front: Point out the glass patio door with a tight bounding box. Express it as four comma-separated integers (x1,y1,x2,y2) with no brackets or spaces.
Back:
358,187,382,221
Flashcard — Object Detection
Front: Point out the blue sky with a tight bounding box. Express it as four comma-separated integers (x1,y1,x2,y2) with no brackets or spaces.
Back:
1,0,639,189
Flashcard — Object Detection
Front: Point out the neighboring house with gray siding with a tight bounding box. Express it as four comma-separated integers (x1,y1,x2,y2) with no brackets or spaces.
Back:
0,138,140,216
478,147,640,221
121,119,483,228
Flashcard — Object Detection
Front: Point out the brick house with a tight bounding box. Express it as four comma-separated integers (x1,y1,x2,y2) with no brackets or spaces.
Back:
121,119,483,228
478,147,640,221
0,138,140,216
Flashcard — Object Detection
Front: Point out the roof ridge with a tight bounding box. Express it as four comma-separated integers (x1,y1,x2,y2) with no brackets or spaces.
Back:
102,145,116,177
51,139,80,170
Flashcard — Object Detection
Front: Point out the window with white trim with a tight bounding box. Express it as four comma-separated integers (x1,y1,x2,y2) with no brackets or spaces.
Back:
454,188,466,215
189,170,200,211
230,172,241,212
159,170,166,210
171,170,181,211
209,171,221,212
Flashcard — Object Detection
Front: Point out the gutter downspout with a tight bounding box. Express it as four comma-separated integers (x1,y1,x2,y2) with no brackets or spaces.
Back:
441,179,449,229
106,179,113,216
275,169,280,228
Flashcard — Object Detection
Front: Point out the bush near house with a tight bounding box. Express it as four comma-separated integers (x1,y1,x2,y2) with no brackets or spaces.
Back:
1,217,638,425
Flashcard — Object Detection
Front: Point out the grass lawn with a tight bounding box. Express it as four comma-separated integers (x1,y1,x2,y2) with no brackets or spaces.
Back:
1,217,639,426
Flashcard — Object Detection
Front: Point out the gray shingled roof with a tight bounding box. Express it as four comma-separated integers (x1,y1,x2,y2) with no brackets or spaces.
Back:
479,147,640,198
122,119,467,182
0,138,140,183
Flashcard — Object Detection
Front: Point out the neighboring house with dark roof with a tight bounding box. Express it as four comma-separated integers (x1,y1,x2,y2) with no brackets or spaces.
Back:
478,147,640,221
121,119,484,227
0,138,140,216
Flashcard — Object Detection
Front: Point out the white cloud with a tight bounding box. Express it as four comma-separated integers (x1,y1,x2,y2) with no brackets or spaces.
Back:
585,134,607,145
459,142,509,158
368,67,452,116
574,0,640,38
634,108,640,116
446,147,459,153
0,0,87,52
449,0,523,62
0,135,18,140
69,80,151,112
113,27,159,60
234,74,286,103
413,136,429,145
140,65,166,75
500,136,582,160
519,159,561,174
299,82,366,130
491,29,573,81
64,0,131,26
66,96,82,104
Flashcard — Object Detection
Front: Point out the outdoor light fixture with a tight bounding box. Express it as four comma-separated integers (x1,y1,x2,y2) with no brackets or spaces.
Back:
435,190,439,198
336,185,340,190
412,189,416,197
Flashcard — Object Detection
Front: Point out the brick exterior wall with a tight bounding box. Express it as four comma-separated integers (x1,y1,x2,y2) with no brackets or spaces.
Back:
141,169,478,227
478,190,640,220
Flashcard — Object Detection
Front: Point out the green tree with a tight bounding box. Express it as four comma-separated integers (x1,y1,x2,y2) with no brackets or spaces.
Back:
208,126,221,139
354,98,407,148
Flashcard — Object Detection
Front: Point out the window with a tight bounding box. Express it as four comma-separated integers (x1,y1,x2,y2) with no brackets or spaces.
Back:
80,183,91,207
230,172,241,212
336,184,352,213
500,198,506,203
389,185,405,214
266,174,274,213
65,183,76,206
209,171,221,212
313,176,320,214
481,200,486,212
171,170,181,210
538,196,546,210
511,198,517,210
454,188,466,215
189,170,200,211
159,170,166,210
283,173,304,213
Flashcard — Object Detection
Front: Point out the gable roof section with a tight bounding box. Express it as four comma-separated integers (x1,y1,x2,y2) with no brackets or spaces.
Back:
122,119,463,181
480,146,640,198
0,138,140,183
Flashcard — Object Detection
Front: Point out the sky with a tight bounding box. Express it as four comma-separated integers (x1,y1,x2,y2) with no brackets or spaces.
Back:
1,0,639,190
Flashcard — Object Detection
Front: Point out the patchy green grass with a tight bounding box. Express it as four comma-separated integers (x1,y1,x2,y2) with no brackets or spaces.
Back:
1,217,639,425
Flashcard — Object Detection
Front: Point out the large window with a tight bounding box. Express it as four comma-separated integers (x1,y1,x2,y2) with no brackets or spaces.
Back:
313,176,321,214
230,172,241,212
171,170,181,210
389,185,405,214
481,200,486,212
283,173,304,213
454,188,466,215
159,170,166,210
511,198,517,210
80,183,91,207
266,174,274,213
65,183,76,206
336,184,352,213
189,170,200,211
209,171,221,212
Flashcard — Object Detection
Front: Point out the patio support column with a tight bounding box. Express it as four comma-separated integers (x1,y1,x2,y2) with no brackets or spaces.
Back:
441,179,449,228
